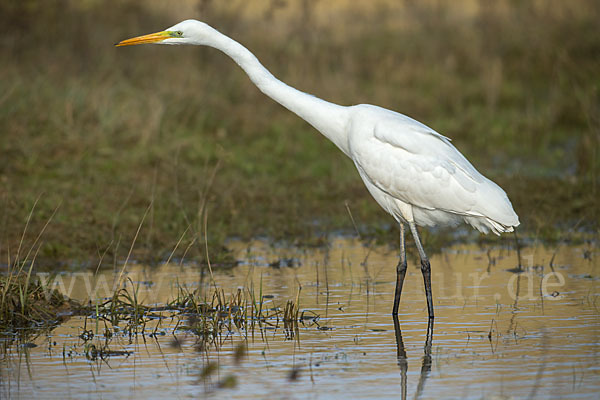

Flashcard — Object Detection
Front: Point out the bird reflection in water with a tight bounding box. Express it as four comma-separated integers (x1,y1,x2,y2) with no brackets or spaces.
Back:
393,316,433,400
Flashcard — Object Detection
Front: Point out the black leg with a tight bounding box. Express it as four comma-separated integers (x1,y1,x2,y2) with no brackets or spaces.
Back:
392,223,407,315
420,259,434,319
409,222,435,320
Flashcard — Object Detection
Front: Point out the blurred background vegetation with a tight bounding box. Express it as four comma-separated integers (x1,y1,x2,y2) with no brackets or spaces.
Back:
0,0,598,266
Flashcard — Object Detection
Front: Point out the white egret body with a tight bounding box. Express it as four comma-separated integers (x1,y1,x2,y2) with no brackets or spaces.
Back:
117,20,519,319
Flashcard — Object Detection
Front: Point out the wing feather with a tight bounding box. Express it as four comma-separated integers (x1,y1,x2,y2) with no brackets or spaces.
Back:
348,106,518,227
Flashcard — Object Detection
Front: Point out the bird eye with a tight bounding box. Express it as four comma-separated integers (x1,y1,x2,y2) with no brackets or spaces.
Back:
176,30,183,37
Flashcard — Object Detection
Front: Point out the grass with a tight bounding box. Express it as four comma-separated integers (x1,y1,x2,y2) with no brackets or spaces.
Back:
0,198,79,333
0,199,308,342
0,0,598,266
0,273,308,394
0,272,77,332
73,278,308,363
1,265,310,354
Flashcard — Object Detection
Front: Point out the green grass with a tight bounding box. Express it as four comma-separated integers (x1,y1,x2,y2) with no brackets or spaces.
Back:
0,1,598,266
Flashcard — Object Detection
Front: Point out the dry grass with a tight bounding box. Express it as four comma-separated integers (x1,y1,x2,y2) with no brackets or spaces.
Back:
0,272,76,332
0,0,598,266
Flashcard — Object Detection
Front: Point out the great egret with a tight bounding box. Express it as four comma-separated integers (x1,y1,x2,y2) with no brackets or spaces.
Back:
117,20,519,319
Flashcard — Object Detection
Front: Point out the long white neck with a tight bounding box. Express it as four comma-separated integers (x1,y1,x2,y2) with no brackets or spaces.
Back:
202,27,351,155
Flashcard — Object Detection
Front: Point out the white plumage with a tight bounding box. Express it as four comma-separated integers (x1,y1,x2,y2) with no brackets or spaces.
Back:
117,20,520,319
346,104,519,235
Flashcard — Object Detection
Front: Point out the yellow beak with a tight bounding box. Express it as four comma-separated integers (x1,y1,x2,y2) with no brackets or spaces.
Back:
115,31,170,47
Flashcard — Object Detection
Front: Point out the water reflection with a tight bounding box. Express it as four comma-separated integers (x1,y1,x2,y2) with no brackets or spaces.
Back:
394,315,409,399
1,238,598,399
393,316,433,400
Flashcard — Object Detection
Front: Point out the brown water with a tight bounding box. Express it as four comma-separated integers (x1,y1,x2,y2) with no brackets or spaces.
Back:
1,238,598,399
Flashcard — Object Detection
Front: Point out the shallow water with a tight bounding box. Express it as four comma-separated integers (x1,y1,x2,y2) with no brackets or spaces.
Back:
1,238,598,399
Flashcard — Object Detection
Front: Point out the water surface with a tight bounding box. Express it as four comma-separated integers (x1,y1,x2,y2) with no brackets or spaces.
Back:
1,238,598,399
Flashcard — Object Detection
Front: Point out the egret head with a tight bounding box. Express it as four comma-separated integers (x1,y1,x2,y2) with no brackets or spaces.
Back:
116,20,215,47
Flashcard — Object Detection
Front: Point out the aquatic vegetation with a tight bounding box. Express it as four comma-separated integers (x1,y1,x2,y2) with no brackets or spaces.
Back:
73,278,308,352
0,272,78,332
